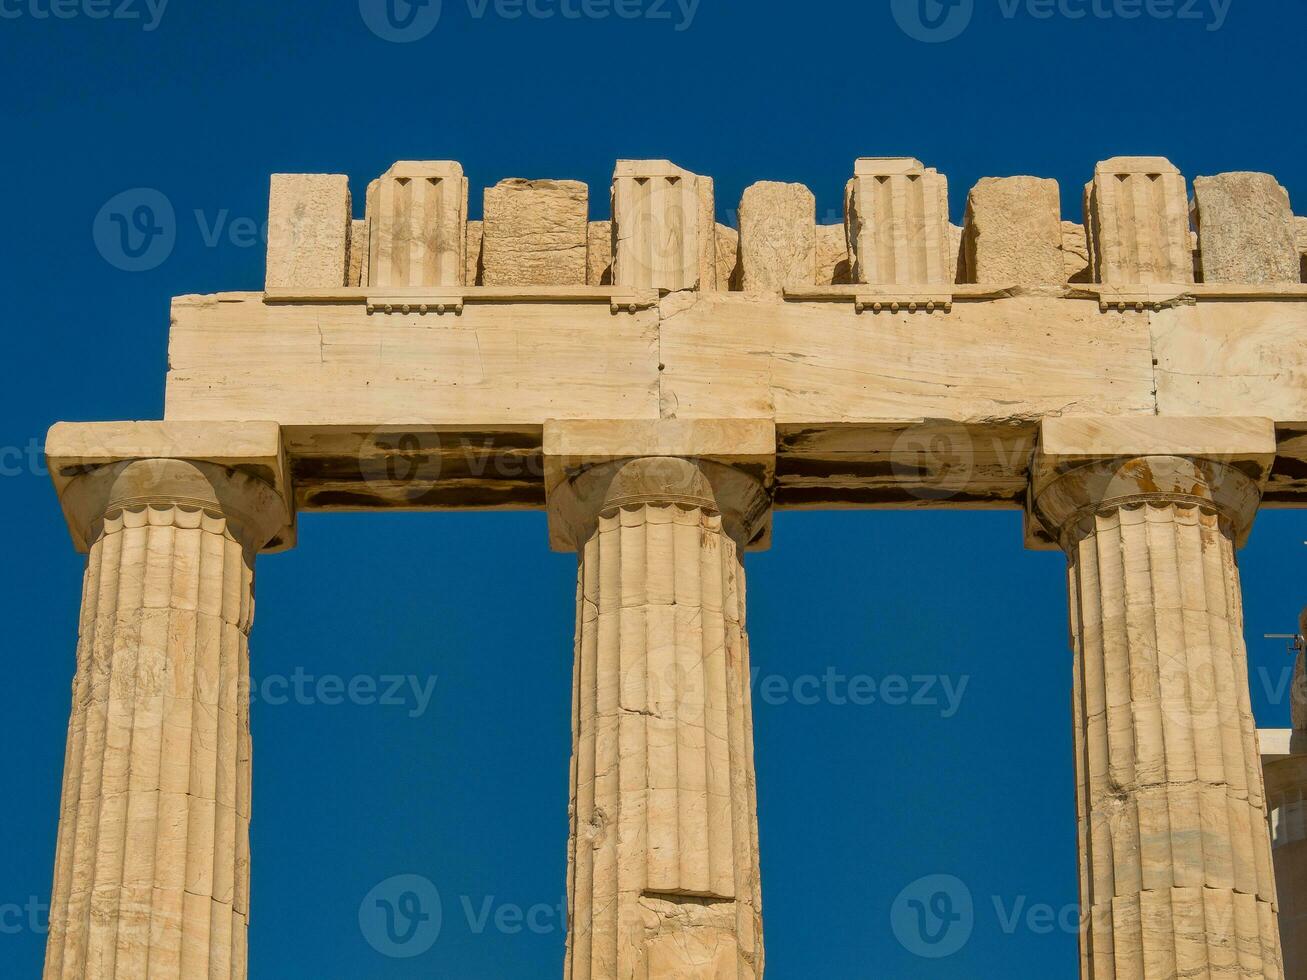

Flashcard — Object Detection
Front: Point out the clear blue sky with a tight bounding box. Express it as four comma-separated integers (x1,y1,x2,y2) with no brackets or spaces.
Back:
2,1,1305,976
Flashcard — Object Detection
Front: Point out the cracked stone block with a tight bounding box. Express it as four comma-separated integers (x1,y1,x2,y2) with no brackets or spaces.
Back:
963,176,1064,285
1193,172,1299,283
739,181,815,294
481,178,588,286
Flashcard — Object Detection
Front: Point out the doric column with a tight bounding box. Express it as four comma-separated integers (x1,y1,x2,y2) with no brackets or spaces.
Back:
42,422,293,980
1027,416,1283,979
545,421,774,980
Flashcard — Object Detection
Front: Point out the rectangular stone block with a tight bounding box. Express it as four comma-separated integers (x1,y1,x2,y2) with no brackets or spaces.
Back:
739,181,816,293
347,219,368,287
1062,222,1091,283
715,224,740,290
1192,172,1299,284
612,160,707,291
963,176,1064,284
845,157,951,285
366,161,467,288
1037,415,1276,466
816,224,851,285
1087,156,1192,284
266,174,350,289
481,179,588,286
587,220,612,285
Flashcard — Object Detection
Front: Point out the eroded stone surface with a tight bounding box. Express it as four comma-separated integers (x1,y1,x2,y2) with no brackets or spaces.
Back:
1193,172,1299,283
347,218,368,287
715,223,740,290
587,220,611,285
816,224,850,285
481,179,588,286
738,181,815,293
1061,221,1091,283
266,174,350,288
963,176,1064,284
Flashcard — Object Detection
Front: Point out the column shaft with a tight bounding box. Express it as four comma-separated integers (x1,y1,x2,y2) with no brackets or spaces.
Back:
1067,502,1280,978
45,504,254,980
565,501,762,979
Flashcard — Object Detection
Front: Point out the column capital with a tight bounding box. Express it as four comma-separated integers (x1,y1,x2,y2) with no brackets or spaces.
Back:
46,420,295,553
1025,415,1276,551
543,419,775,552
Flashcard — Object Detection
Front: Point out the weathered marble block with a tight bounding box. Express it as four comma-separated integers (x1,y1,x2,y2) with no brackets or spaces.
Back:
739,181,816,293
715,223,740,290
1061,221,1091,283
586,220,611,285
347,218,368,287
816,223,851,285
963,176,1064,284
266,173,351,288
481,178,588,286
1192,172,1299,283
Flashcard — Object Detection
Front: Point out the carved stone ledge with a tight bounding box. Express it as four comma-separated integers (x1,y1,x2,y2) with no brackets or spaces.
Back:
263,285,659,315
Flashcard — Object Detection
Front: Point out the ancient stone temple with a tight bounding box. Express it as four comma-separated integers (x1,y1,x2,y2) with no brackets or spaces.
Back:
42,157,1307,978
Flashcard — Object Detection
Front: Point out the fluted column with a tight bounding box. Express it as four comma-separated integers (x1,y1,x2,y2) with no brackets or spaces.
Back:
549,448,771,980
1029,418,1283,980
43,425,291,980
